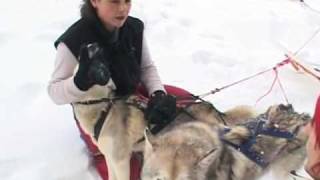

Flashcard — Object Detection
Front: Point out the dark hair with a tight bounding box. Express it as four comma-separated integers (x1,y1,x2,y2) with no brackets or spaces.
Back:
80,0,96,19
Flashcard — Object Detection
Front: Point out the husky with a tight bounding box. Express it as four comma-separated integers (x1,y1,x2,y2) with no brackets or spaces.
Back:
141,103,311,180
72,81,257,180
72,80,147,180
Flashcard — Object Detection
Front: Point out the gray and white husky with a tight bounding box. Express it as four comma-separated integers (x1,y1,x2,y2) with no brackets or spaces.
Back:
72,81,256,180
141,103,311,180
72,80,147,180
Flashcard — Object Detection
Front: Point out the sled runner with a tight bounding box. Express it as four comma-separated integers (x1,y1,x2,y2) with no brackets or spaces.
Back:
75,85,194,180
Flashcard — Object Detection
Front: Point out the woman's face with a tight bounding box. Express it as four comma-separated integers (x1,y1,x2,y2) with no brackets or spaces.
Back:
90,0,131,31
304,123,320,179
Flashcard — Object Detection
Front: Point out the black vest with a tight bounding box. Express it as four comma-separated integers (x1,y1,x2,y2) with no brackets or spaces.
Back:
55,16,144,96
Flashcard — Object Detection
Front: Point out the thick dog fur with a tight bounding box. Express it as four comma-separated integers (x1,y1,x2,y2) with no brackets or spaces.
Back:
72,82,257,180
141,104,311,180
72,81,146,180
73,81,308,180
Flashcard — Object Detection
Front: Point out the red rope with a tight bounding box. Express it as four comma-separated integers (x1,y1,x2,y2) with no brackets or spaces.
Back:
276,75,290,104
254,64,290,106
255,68,279,106
200,59,292,103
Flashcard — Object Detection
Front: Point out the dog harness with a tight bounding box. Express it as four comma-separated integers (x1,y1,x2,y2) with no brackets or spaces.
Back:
74,96,147,141
220,114,298,168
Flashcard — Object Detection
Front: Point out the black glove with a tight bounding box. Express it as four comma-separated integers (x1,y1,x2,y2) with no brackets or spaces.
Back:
74,43,110,91
145,90,177,128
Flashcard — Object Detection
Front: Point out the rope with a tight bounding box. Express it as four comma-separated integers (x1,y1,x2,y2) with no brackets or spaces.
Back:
286,53,320,81
198,55,318,104
288,2,320,73
198,68,273,98
198,59,292,99
197,7,320,102
292,26,320,56
300,0,320,15
254,68,279,106
254,59,293,105
276,75,290,104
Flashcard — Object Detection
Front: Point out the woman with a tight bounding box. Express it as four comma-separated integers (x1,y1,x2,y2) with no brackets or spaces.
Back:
292,96,320,180
305,95,320,179
48,0,177,125
47,0,178,179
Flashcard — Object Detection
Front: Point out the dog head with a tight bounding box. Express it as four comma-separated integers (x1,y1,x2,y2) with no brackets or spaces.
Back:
224,104,311,148
221,104,312,174
264,104,310,137
265,104,311,155
141,126,222,180
261,104,311,175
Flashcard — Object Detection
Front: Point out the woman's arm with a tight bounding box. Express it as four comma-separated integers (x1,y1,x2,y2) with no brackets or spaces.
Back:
140,34,166,96
305,95,320,179
47,43,86,105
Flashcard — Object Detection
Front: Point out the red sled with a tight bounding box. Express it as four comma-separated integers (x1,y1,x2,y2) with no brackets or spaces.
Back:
75,85,194,180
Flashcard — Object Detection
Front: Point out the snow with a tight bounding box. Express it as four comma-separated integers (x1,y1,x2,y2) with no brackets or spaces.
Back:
0,0,319,179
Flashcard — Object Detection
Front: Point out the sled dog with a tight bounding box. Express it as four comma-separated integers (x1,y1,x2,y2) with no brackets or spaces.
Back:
141,104,311,180
72,80,146,180
72,82,257,180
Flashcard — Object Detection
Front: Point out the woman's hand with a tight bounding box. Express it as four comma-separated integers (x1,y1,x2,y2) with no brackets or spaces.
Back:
145,90,177,132
74,43,110,91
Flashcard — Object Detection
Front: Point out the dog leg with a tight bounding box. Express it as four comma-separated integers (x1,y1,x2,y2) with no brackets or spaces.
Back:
98,137,131,180
104,155,117,180
102,152,130,180
98,137,119,180
111,156,131,180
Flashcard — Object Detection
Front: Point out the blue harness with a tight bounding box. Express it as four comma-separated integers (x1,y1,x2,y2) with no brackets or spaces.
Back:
221,115,297,168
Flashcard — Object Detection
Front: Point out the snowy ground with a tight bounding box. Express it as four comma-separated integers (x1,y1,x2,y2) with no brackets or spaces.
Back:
0,0,319,179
